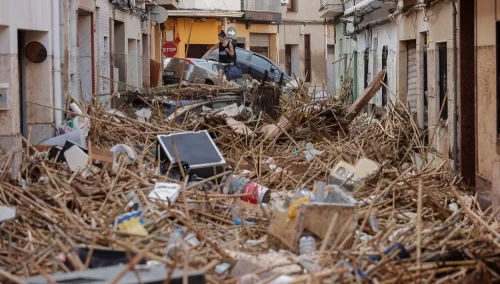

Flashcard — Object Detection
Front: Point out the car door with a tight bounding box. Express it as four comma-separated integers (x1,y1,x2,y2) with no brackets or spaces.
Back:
234,48,251,75
248,54,280,82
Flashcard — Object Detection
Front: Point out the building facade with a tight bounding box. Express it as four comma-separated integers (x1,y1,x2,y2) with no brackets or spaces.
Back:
468,0,500,209
161,0,280,63
0,0,151,151
322,0,460,172
0,0,58,149
159,0,332,91
280,0,334,92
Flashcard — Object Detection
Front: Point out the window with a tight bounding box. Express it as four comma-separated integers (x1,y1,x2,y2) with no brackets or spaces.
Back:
285,45,292,76
250,54,273,71
287,0,297,12
497,21,500,138
304,35,311,82
236,48,251,61
382,45,388,106
363,48,369,89
438,43,448,120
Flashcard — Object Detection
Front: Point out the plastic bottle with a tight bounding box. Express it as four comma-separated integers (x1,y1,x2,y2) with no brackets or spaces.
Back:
165,228,183,258
299,236,316,255
231,206,253,226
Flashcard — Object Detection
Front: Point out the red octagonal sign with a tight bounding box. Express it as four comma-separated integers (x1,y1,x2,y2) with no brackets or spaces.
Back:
163,41,178,58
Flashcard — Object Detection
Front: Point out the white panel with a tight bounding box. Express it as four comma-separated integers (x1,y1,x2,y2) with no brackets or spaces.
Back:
407,41,417,112
78,15,93,103
97,0,110,37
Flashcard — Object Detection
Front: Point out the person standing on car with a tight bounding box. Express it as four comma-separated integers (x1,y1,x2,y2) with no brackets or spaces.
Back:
204,30,235,86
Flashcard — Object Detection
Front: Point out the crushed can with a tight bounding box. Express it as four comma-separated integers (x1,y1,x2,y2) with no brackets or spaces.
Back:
223,175,271,204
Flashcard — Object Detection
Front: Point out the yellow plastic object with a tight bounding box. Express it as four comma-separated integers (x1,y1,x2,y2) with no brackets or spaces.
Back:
117,218,148,236
116,211,148,236
287,196,310,221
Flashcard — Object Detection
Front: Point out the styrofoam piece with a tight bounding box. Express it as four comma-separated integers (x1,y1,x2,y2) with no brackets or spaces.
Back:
0,206,16,223
269,275,295,284
148,183,182,207
136,108,152,122
64,146,89,172
110,144,137,171
41,129,87,148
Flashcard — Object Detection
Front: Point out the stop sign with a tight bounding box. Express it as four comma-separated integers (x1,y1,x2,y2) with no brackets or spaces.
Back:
163,41,178,57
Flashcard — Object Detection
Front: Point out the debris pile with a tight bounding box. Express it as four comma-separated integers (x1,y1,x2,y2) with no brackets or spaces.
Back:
0,80,499,283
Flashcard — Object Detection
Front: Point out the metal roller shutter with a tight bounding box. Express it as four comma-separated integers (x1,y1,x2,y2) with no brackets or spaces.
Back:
250,33,270,47
407,41,417,113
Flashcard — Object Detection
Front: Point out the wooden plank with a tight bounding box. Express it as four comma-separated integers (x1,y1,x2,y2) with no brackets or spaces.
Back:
491,159,500,222
90,146,113,170
150,59,161,87
347,69,386,120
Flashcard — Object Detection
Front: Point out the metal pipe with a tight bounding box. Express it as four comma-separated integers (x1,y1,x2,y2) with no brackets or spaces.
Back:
69,0,78,98
160,26,164,86
52,0,63,127
325,20,328,90
452,0,458,173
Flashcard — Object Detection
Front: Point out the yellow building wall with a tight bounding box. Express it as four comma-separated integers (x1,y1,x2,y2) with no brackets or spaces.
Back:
166,18,222,59
166,18,278,63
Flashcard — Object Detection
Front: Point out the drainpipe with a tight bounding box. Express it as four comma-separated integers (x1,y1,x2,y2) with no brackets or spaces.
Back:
52,0,63,128
452,0,458,173
69,0,78,98
325,19,328,91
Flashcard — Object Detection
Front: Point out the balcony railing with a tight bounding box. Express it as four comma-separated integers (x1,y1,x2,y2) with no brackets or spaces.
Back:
242,0,280,13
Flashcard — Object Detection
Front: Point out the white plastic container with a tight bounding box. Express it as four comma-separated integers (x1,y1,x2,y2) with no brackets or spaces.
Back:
148,183,182,207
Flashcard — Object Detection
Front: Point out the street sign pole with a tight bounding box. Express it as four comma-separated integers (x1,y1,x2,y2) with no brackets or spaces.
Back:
150,6,168,87
160,30,163,86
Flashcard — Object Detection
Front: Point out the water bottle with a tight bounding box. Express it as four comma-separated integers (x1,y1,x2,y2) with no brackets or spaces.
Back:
231,206,253,225
165,228,183,258
299,236,316,255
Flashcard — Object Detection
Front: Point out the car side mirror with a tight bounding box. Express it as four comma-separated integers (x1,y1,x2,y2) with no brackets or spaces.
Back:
270,66,277,72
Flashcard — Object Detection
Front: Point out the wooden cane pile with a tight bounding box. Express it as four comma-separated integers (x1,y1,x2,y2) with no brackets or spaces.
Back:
0,83,498,283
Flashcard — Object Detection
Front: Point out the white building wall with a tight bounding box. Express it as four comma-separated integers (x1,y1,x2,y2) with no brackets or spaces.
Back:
356,23,398,106
180,0,241,11
0,0,55,148
96,0,111,101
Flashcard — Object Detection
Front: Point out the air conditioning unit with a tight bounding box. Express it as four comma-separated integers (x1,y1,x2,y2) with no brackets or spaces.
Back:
281,0,289,6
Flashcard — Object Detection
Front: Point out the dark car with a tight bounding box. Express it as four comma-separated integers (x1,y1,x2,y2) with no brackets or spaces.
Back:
208,47,293,86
